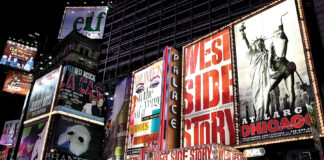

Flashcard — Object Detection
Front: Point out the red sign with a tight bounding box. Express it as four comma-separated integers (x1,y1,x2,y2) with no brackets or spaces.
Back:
183,28,235,146
2,70,33,95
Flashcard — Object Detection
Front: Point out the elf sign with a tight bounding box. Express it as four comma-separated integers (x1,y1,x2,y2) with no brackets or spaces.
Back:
58,6,108,39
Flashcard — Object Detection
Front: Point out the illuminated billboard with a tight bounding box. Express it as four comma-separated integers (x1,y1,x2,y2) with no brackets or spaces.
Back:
26,67,61,120
46,115,103,160
57,65,105,118
2,70,33,95
234,0,318,143
1,40,36,71
58,6,108,39
127,60,163,155
0,119,19,146
183,28,235,147
16,120,48,160
102,77,132,159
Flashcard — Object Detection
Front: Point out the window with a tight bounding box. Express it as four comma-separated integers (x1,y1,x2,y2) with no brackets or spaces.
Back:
80,46,90,57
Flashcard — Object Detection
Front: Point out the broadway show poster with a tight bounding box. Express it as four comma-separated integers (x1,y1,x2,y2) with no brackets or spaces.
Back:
46,115,103,160
16,120,48,160
234,0,313,143
0,40,36,71
102,77,132,160
57,65,105,117
127,60,163,154
0,119,19,146
26,67,61,120
183,28,235,147
2,70,33,95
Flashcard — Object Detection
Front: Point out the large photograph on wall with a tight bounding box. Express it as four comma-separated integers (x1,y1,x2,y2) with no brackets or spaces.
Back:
234,0,313,143
127,60,163,155
183,28,235,147
102,77,132,159
26,67,61,120
16,120,48,160
46,115,103,160
57,65,105,118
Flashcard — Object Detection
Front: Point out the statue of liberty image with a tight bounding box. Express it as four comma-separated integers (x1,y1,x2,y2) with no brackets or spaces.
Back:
239,12,295,121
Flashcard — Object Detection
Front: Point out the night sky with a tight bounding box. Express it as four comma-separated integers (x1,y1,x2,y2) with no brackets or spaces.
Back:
0,0,66,52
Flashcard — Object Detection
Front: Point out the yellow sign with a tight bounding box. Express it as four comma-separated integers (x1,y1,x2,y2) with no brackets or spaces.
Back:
129,121,149,134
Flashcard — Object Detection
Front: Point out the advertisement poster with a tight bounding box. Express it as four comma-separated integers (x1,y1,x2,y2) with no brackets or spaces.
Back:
183,28,235,147
58,6,108,39
0,119,19,146
127,60,163,155
102,77,132,159
57,65,105,117
16,120,48,160
234,0,313,143
46,115,103,160
0,40,36,71
2,70,33,95
26,67,61,120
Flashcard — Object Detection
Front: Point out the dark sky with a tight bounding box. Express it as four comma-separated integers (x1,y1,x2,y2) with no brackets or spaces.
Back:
0,0,66,51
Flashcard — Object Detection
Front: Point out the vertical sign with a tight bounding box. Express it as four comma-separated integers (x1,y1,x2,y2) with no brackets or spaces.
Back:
127,60,163,155
159,47,182,151
234,0,314,143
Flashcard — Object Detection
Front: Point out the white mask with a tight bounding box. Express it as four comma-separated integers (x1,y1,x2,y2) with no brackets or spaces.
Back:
58,125,91,156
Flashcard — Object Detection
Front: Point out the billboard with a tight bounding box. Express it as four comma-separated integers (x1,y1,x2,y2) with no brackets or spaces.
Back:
127,60,163,155
102,77,132,159
234,0,314,143
2,70,33,95
26,67,61,120
1,40,36,71
58,6,108,39
45,115,103,160
57,65,105,117
183,28,235,147
0,119,19,146
16,120,48,160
